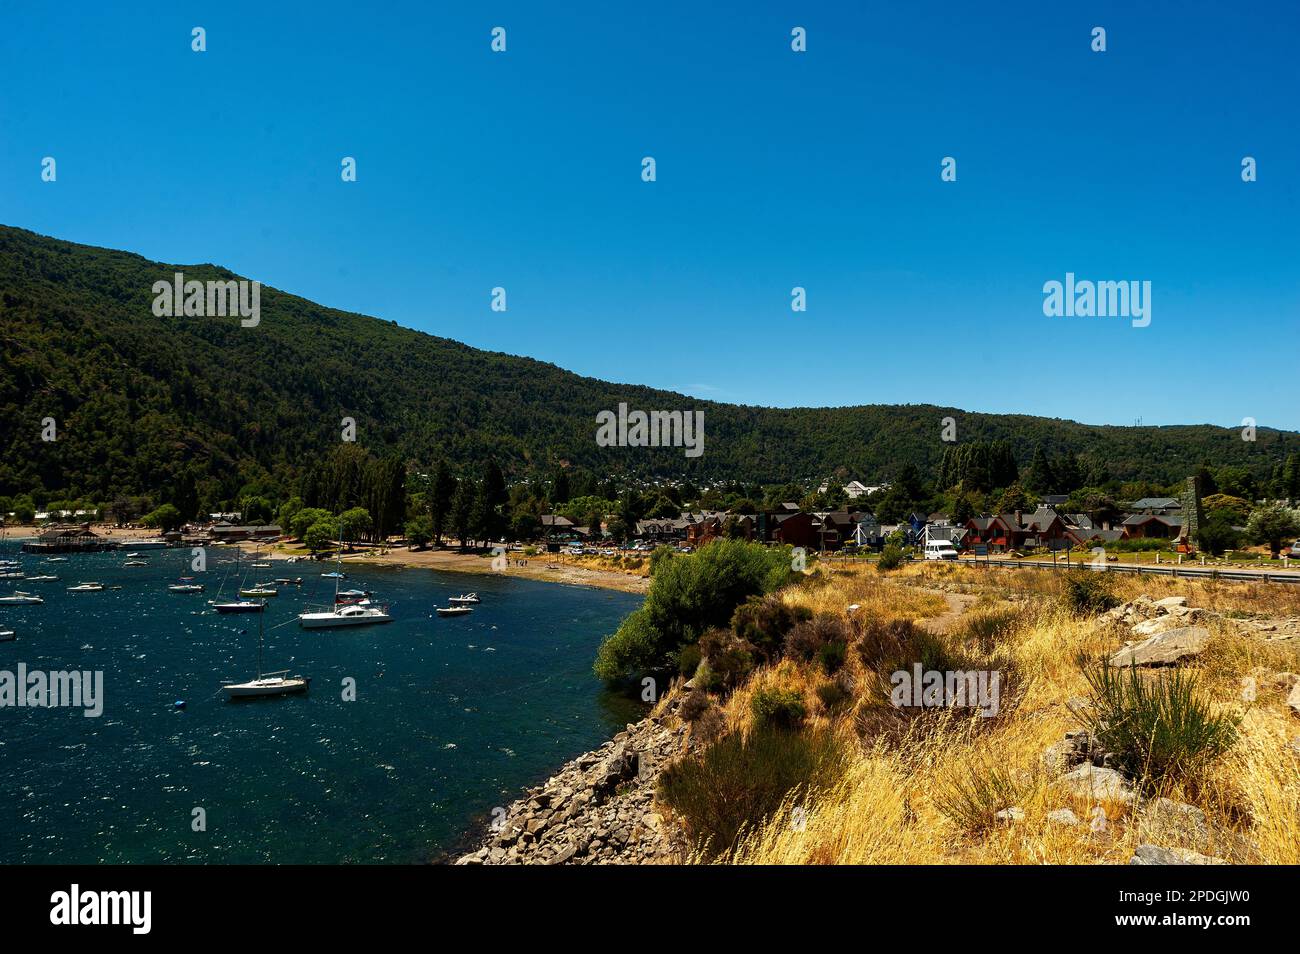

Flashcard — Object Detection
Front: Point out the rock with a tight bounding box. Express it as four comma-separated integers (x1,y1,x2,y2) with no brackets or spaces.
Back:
1046,808,1080,826
1132,615,1188,637
995,807,1025,824
1129,844,1227,865
1288,681,1300,717
1056,763,1136,804
1154,596,1188,609
1109,626,1211,667
1142,797,1208,837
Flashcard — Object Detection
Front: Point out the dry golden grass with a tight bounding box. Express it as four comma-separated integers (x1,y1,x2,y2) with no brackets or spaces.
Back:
670,562,1300,866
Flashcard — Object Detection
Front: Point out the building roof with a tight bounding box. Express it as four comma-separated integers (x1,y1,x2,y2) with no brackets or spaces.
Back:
1121,514,1182,527
1131,497,1181,510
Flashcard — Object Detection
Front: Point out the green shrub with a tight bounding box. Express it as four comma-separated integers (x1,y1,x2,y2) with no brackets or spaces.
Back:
750,687,807,730
877,544,905,572
594,539,794,680
677,644,702,678
656,726,845,856
1061,572,1119,616
1078,656,1239,791
697,628,755,693
818,640,848,675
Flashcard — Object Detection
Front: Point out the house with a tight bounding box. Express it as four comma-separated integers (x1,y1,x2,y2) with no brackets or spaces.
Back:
1130,497,1182,516
819,511,856,550
208,524,282,543
1018,505,1073,551
1068,526,1124,547
21,525,109,554
851,513,883,548
685,515,723,547
772,512,820,550
1122,514,1183,539
964,507,1072,552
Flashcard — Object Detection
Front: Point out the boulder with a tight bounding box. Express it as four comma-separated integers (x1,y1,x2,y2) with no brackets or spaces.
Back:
1288,681,1300,718
1154,596,1188,610
1109,626,1210,667
1140,798,1209,842
1046,808,1080,826
1129,844,1227,865
1056,763,1136,804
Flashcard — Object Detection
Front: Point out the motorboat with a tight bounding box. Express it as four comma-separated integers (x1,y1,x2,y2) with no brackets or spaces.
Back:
0,592,43,606
169,583,205,593
0,630,15,642
447,593,481,604
321,571,346,579
66,582,105,592
436,605,474,617
25,575,58,582
239,586,278,598
298,601,392,629
124,560,149,567
273,578,303,586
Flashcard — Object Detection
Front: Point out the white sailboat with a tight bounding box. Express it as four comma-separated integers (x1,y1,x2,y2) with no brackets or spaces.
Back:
221,603,310,699
0,592,43,606
298,540,391,628
66,582,105,592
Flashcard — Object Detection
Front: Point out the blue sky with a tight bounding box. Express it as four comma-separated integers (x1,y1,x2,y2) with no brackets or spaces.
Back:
2,1,1296,429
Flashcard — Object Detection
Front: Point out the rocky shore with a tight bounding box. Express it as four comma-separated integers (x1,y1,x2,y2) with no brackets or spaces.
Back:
455,695,689,865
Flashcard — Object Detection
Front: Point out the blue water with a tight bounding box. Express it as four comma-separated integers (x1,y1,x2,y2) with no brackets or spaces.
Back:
0,542,643,863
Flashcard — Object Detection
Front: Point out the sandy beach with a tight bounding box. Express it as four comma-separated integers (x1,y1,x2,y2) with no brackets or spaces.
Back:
235,539,652,595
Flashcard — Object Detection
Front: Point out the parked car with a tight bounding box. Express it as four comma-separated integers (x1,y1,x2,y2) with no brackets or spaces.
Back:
1289,540,1300,559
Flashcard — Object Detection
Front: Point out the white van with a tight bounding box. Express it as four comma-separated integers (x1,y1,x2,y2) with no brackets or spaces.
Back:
923,540,959,561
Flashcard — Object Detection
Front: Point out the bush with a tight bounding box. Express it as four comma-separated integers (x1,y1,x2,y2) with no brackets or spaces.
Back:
731,594,803,661
951,605,1021,654
594,539,795,680
679,689,712,722
1061,572,1119,616
814,679,851,712
750,686,807,730
697,628,755,693
656,726,845,856
855,616,959,676
818,640,848,675
677,644,702,678
877,544,905,571
784,614,851,663
1078,656,1239,791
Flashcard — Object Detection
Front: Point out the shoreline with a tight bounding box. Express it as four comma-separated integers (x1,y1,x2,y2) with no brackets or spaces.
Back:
245,540,652,595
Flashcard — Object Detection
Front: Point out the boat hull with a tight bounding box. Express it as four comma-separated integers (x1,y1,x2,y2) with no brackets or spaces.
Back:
222,677,311,699
298,613,392,629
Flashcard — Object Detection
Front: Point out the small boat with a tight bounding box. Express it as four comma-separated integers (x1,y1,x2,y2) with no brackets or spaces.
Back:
298,602,392,629
168,583,205,593
25,575,58,582
239,586,278,598
321,571,346,579
222,672,312,699
123,560,149,567
0,572,24,580
0,631,15,642
44,557,68,563
125,552,141,558
436,605,474,617
250,563,272,569
66,583,105,592
448,593,481,604
213,600,265,614
0,592,44,605
335,588,372,601
273,578,303,586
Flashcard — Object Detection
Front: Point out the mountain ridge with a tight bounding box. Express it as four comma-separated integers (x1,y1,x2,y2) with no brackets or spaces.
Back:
0,224,1293,504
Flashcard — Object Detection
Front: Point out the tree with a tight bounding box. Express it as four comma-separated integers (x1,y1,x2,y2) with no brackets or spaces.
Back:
338,507,374,544
277,496,303,531
995,482,1032,514
303,518,338,555
141,503,183,532
552,469,571,505
1196,512,1241,557
1246,503,1300,558
952,494,975,525
405,515,434,550
472,460,509,544
1202,494,1251,525
290,507,332,540
451,481,475,548
430,462,457,544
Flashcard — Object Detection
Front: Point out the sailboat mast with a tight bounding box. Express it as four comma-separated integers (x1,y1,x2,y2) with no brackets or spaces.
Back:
256,598,265,678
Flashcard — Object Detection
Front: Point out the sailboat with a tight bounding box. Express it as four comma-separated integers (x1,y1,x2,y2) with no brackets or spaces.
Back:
221,602,310,699
210,547,262,612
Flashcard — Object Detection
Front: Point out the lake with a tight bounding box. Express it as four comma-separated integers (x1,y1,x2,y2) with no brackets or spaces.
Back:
0,542,643,863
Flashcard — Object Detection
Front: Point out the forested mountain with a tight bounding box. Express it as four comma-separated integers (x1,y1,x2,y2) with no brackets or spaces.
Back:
1,224,1295,510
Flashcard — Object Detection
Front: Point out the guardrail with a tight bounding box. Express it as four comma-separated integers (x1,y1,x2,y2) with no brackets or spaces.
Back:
965,557,1300,585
